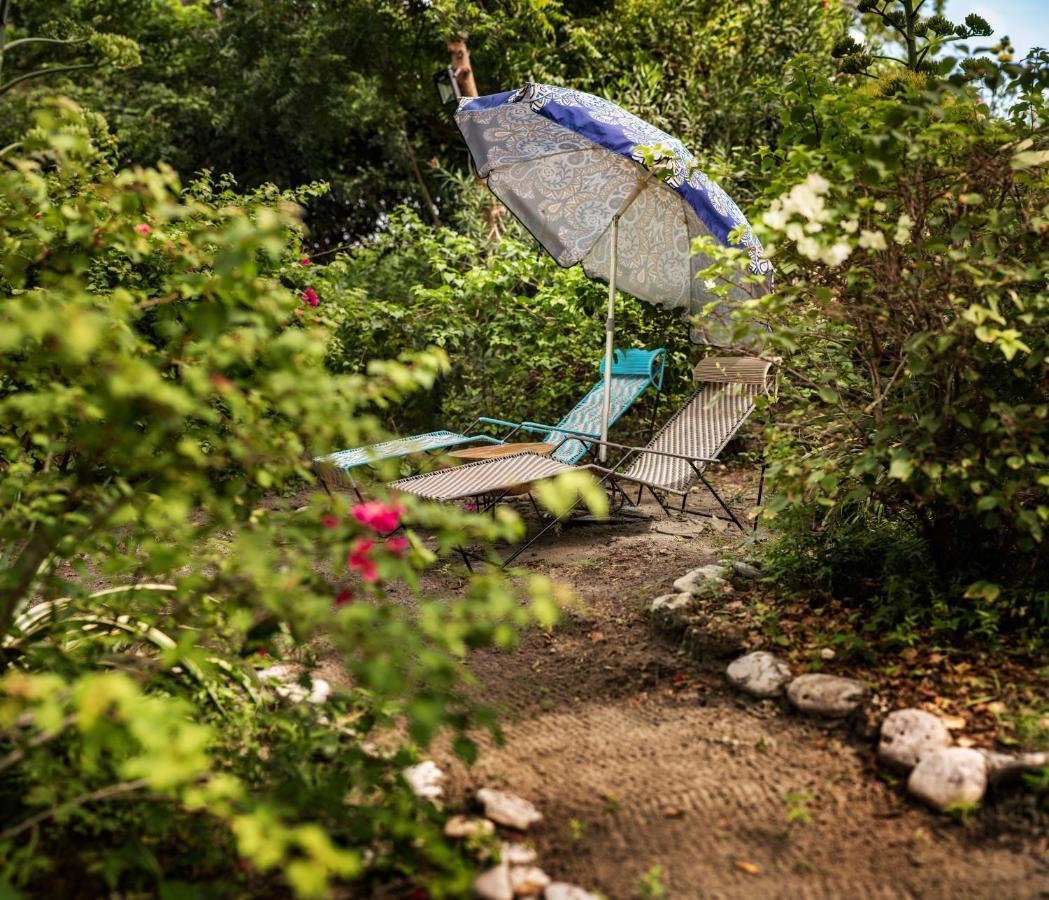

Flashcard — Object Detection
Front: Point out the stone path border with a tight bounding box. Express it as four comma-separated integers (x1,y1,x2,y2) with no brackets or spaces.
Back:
650,561,1049,813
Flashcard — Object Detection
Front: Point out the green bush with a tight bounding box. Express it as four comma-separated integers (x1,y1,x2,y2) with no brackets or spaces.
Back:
315,208,698,446
745,45,1049,638
0,102,574,897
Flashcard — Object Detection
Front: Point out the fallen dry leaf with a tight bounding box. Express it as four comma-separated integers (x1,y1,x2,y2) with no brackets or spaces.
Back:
735,861,761,876
941,714,967,730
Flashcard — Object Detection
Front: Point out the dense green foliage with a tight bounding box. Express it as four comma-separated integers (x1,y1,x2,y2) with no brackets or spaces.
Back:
746,54,1049,638
316,209,692,443
0,0,842,245
1,0,1047,894
0,104,585,896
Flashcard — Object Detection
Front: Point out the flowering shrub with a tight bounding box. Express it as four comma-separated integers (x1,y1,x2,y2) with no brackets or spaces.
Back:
744,52,1049,636
0,104,571,897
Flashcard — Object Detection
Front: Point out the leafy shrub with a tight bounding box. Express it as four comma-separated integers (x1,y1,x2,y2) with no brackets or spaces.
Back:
0,102,571,897
315,208,698,446
746,48,1049,637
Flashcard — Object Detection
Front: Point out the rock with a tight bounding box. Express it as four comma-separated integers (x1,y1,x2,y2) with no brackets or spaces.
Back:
878,709,952,770
726,651,792,698
732,561,762,580
501,843,537,865
649,593,692,615
307,678,331,704
819,648,836,661
786,673,868,717
473,860,513,900
403,761,445,801
982,749,1049,781
544,884,601,900
445,815,495,839
509,865,550,895
257,665,331,704
672,564,729,598
907,748,988,811
477,788,543,831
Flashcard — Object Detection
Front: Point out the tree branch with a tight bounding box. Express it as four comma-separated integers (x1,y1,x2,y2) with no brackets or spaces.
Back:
0,62,96,95
0,778,149,843
3,36,88,53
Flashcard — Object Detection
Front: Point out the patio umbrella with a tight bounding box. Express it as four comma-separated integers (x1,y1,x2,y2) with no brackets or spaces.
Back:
455,82,771,461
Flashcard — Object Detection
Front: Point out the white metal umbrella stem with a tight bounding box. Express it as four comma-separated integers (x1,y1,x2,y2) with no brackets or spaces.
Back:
599,214,619,462
599,174,652,462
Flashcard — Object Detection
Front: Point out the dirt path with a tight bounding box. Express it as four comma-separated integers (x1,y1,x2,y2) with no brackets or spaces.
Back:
428,510,1049,899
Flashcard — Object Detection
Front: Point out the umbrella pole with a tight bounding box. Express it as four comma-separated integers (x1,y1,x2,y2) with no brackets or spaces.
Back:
599,214,619,463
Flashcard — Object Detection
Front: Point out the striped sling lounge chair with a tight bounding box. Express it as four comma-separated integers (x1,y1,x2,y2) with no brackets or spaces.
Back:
313,348,666,496
388,356,772,566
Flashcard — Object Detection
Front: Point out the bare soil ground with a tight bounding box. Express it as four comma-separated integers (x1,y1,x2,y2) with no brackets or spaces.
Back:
383,470,1049,899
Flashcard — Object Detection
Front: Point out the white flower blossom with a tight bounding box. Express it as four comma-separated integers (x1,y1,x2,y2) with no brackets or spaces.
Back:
840,218,859,234
858,229,888,251
822,242,853,266
894,213,913,245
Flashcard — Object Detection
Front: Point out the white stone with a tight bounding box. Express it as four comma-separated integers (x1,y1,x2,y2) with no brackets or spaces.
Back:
307,678,331,704
649,593,692,614
726,651,792,698
501,843,537,865
908,748,988,811
786,673,868,717
819,648,836,661
473,860,513,900
732,561,763,579
509,865,550,895
445,815,495,838
403,761,445,801
672,564,729,597
982,749,1049,781
544,884,601,900
477,788,543,831
878,709,951,770
257,665,330,705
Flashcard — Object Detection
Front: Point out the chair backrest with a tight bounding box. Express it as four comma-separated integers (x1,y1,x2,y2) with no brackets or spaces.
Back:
544,348,665,463
621,356,771,493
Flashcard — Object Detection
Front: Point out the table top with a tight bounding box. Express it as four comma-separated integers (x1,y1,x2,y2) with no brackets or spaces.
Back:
447,442,557,462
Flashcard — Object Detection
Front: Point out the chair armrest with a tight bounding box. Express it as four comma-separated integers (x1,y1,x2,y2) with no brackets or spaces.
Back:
521,421,600,439
513,424,719,466
477,417,523,430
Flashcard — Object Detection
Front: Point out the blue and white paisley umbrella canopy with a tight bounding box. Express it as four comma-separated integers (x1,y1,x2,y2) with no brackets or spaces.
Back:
455,82,771,456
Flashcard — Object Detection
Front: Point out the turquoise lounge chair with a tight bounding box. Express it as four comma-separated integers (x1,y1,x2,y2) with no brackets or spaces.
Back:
314,348,665,490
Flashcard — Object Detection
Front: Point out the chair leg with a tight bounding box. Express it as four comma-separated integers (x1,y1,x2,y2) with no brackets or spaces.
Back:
646,484,673,516
697,472,744,531
456,546,475,573
753,461,767,534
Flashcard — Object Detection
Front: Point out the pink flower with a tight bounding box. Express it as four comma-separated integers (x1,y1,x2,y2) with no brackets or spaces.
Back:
348,538,378,582
386,536,409,557
301,287,319,307
257,649,268,658
351,500,404,533
134,223,151,235
321,514,340,529
465,502,477,511
300,257,312,267
334,588,353,607
34,212,42,219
